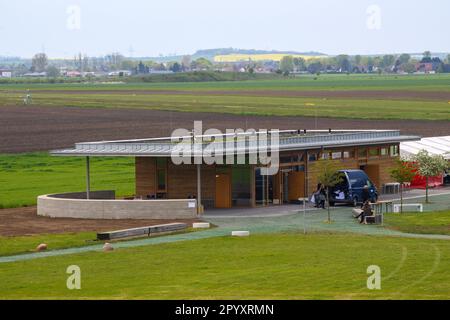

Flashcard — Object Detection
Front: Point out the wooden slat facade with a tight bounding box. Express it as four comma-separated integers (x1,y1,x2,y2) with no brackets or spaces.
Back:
135,143,400,208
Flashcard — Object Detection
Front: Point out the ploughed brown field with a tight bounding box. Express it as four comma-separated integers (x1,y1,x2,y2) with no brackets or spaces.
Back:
1,105,449,153
0,206,200,236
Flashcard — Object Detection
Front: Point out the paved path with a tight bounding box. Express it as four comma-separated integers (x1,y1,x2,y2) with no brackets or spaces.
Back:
1,191,449,264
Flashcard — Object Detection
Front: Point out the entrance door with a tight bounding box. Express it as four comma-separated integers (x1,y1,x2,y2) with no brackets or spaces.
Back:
215,174,231,208
288,171,305,202
363,165,380,189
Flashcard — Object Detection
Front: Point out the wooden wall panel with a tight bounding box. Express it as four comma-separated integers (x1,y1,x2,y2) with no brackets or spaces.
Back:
167,163,216,204
135,157,156,197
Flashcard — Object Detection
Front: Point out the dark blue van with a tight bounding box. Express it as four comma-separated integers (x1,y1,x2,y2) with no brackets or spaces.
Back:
329,170,378,206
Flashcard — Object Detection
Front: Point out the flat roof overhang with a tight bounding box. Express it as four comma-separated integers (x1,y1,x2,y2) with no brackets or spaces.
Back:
50,130,421,157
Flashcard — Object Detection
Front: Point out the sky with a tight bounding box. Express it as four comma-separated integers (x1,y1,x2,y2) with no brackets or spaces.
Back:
1,0,449,58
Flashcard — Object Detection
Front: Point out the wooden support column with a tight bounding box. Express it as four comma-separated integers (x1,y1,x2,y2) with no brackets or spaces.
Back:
86,156,91,199
197,163,202,214
250,165,256,207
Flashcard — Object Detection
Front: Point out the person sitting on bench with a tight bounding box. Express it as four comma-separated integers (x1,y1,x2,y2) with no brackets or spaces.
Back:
357,200,373,224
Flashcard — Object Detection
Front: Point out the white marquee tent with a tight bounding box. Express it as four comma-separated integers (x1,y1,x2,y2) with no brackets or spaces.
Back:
400,136,450,160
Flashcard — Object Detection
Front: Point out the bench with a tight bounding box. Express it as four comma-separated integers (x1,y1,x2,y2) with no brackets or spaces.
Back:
382,182,400,194
352,208,383,225
352,208,363,218
97,222,188,240
371,201,394,214
364,214,383,225
393,203,423,213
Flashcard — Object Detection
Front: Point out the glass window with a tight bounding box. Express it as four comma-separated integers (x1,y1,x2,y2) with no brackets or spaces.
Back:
343,150,354,159
380,147,388,156
321,152,330,160
369,148,379,157
280,154,293,163
157,169,166,191
332,151,342,159
308,152,318,162
347,171,371,188
156,158,167,191
232,167,251,205
358,148,367,158
390,145,399,156
156,158,166,168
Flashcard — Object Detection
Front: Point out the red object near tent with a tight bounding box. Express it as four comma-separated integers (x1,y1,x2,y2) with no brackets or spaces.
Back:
410,173,443,189
405,161,444,189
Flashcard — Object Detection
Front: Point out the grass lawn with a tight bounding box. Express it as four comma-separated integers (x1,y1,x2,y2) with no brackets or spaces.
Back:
0,232,97,257
0,153,134,208
0,232,449,299
385,210,450,236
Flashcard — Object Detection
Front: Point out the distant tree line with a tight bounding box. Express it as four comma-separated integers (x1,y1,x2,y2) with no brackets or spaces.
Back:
2,50,449,78
276,51,450,75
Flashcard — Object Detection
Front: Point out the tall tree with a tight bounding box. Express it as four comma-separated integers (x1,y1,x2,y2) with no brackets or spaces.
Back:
279,56,294,73
389,160,416,213
191,57,213,70
170,62,182,72
381,55,395,69
293,57,306,71
31,53,48,72
46,65,60,77
412,150,448,203
315,159,344,222
398,53,411,64
336,54,351,72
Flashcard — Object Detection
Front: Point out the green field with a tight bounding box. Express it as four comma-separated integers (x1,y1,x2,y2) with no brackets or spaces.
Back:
1,232,449,299
385,210,450,236
1,74,450,121
0,153,134,208
1,73,450,91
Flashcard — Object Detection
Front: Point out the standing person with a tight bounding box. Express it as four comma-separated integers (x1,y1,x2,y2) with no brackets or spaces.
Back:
361,185,370,207
313,183,322,208
318,184,326,209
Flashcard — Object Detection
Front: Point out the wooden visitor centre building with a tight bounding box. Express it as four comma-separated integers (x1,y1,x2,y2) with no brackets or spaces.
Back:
37,129,420,219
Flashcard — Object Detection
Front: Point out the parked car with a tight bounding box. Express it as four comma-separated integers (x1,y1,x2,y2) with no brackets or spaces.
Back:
329,170,378,206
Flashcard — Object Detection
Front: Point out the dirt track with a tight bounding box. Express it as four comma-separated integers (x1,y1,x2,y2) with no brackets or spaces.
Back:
0,206,199,236
1,105,449,153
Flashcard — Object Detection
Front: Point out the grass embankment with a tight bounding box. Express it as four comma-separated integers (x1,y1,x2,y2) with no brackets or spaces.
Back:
0,71,280,85
0,232,96,257
0,153,134,208
0,232,449,299
385,210,450,236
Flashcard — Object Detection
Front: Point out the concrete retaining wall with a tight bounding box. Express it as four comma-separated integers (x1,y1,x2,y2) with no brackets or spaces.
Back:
37,191,198,219
48,190,115,200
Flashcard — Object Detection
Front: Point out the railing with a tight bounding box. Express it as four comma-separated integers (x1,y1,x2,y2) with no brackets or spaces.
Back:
54,130,403,155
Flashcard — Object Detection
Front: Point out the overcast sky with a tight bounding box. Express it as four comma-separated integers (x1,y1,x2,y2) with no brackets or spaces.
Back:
1,0,449,58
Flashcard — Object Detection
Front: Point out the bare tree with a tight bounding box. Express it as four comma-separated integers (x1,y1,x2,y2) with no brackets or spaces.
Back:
32,53,48,72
